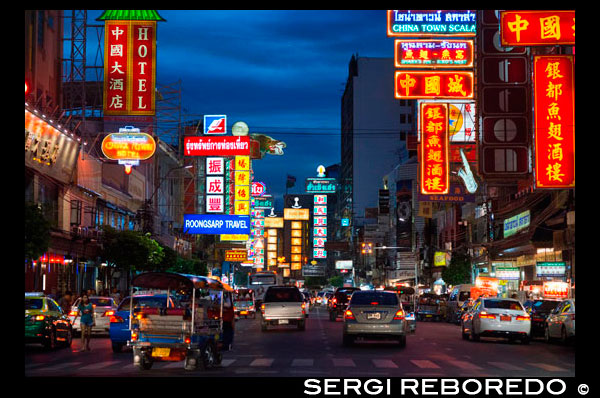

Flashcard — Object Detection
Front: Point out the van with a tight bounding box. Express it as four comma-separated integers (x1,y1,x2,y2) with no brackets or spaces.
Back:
446,284,474,324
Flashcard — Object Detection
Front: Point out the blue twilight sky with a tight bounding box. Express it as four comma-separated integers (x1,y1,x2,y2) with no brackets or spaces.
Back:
86,10,394,210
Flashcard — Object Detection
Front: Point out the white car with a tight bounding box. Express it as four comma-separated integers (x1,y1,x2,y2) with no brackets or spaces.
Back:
69,296,117,334
544,299,575,344
461,297,531,344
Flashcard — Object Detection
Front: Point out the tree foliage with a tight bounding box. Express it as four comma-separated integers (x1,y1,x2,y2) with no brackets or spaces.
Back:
165,256,208,276
441,250,472,286
304,276,327,289
100,226,164,272
25,202,51,261
328,275,344,288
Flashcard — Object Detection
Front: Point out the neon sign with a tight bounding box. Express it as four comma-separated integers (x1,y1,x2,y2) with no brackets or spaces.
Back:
394,39,474,68
387,10,476,37
395,71,474,99
420,103,449,195
533,55,575,189
101,131,156,161
500,10,575,46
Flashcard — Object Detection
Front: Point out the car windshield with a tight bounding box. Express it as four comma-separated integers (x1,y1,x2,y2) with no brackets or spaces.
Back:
483,299,523,311
25,298,44,310
118,296,175,310
350,292,399,306
90,298,113,307
531,300,560,313
264,288,303,302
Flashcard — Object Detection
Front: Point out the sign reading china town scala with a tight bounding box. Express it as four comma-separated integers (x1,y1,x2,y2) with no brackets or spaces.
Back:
395,71,474,100
533,56,575,189
101,131,156,160
98,10,165,115
394,39,474,68
184,136,251,156
420,103,450,195
500,10,575,46
387,10,476,37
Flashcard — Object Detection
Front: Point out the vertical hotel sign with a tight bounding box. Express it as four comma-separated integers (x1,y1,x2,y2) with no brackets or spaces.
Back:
420,103,450,194
533,56,575,188
99,11,165,115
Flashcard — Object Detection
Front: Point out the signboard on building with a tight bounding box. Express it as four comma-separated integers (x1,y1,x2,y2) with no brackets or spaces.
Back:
396,71,474,99
254,195,274,210
306,178,337,193
335,260,353,270
394,39,474,68
284,208,310,220
387,10,476,37
533,55,575,189
184,136,250,156
101,131,156,161
302,264,326,277
536,261,566,277
500,10,575,46
183,214,250,235
420,103,450,195
543,281,569,298
225,250,247,262
503,210,531,238
495,267,520,280
220,234,249,241
203,115,227,135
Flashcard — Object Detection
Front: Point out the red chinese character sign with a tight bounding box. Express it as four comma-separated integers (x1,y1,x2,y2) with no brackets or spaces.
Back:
99,11,165,115
533,55,575,189
395,71,474,99
394,39,474,68
420,103,450,195
500,10,575,46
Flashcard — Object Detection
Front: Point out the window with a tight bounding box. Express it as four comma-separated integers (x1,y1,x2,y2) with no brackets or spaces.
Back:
264,287,303,302
483,299,523,311
70,200,82,226
350,292,399,306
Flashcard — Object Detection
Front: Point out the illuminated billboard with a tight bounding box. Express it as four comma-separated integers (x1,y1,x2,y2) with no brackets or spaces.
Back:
395,71,474,99
395,39,474,68
387,10,476,37
184,136,250,156
420,103,450,195
500,10,575,46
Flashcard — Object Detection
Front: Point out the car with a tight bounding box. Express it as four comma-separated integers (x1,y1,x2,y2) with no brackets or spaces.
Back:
302,292,312,318
544,299,575,344
461,297,531,344
446,284,474,323
328,287,360,321
69,296,117,334
324,292,334,307
25,292,73,350
401,302,417,333
315,291,326,306
261,286,306,331
109,294,179,353
416,293,445,322
342,290,408,347
527,299,562,338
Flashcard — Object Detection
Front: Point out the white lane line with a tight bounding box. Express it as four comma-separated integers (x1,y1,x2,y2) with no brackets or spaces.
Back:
79,360,121,370
410,360,441,369
249,358,274,367
37,361,82,371
372,359,398,369
332,358,356,367
527,363,569,372
291,358,314,367
219,359,236,367
488,361,526,371
446,360,484,370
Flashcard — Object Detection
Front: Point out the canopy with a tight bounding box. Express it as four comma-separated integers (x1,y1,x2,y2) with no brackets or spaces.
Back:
131,272,233,292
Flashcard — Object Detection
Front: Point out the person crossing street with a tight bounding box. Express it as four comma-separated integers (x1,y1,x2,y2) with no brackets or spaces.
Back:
72,293,95,352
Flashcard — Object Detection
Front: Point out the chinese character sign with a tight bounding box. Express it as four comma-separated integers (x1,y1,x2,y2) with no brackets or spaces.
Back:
104,21,156,115
420,103,450,195
395,39,474,68
501,10,575,46
387,10,476,37
533,56,574,189
395,71,474,99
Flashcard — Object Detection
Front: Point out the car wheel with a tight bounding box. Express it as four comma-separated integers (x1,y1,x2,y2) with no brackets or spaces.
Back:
343,334,354,347
112,342,124,353
198,341,216,370
461,324,469,340
398,335,406,348
43,328,56,350
521,335,530,345
298,320,306,331
561,326,569,345
471,327,480,342
544,325,552,343
64,328,73,347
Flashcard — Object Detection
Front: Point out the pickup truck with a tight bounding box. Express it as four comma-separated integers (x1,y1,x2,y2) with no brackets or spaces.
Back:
260,286,306,331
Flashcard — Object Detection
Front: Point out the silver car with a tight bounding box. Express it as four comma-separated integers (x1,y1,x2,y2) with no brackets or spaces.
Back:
544,298,575,344
342,290,408,347
69,296,117,334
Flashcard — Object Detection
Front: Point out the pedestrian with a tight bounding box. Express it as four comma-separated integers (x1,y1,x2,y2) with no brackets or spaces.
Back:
58,290,73,314
110,287,121,305
72,293,95,352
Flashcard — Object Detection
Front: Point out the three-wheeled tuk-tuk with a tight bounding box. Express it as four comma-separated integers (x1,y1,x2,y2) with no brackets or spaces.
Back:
233,288,256,319
127,272,234,371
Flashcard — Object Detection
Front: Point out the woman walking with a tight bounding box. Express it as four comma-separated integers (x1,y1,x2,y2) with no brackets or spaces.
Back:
72,293,95,352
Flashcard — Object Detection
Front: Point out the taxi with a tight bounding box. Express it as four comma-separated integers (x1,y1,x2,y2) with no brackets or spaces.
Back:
25,292,73,350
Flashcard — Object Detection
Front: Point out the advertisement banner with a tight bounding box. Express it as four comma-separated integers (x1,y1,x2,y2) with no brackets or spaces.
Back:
536,261,566,277
184,214,250,235
420,103,450,194
533,55,575,189
204,115,227,135
225,250,247,262
500,10,575,46
184,136,251,156
335,260,353,270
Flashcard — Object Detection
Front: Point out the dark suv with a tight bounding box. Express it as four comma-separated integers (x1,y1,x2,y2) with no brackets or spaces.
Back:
329,287,360,321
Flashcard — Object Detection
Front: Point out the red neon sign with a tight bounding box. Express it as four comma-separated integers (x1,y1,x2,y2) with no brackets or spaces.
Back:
101,132,156,161
533,55,575,189
500,10,575,46
394,39,474,68
395,71,474,99
104,21,156,115
420,103,449,195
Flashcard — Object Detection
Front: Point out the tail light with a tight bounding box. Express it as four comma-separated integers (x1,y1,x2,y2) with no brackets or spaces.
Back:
370,302,379,306
344,309,355,320
571,314,575,321
34,315,45,321
110,315,124,323
261,304,265,314
332,298,337,304
479,311,496,319
69,311,77,317
131,332,138,341
184,337,191,344
516,315,530,321
393,310,405,320
104,310,115,317
136,313,145,320
301,302,306,310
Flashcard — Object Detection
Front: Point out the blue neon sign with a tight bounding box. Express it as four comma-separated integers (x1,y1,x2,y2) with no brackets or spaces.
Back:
183,214,250,235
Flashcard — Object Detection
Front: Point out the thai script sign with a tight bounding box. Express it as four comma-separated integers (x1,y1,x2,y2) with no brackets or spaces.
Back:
500,10,575,46
536,262,566,277
503,210,530,238
184,136,250,156
101,131,156,160
387,10,476,37
225,250,247,262
306,178,337,193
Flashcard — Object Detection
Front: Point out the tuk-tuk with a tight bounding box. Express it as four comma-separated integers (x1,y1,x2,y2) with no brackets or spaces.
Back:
127,272,234,371
233,288,256,319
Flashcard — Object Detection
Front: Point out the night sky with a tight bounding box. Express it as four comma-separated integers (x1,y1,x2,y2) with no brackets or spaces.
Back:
87,10,394,210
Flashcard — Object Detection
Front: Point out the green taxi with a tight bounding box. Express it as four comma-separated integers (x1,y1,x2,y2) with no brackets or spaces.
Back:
25,292,73,349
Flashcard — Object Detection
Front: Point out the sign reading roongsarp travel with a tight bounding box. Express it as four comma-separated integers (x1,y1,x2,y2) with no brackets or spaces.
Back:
184,214,250,235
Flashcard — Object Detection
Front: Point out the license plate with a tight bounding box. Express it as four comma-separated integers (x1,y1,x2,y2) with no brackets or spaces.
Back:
152,347,170,357
426,314,433,318
278,319,289,325
500,316,511,322
367,313,381,320
240,311,248,315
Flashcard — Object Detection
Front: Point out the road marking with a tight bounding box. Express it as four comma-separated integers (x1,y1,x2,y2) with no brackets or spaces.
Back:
410,360,441,369
219,359,236,367
79,361,121,370
332,358,356,367
488,362,526,371
446,360,483,370
37,361,82,371
372,359,398,369
527,363,569,372
249,358,274,367
291,358,314,367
